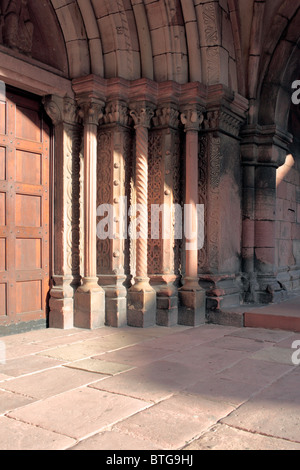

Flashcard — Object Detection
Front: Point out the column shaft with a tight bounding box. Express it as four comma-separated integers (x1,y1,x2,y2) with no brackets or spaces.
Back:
74,99,105,329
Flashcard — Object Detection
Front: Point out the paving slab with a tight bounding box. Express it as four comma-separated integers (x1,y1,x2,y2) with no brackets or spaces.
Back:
222,369,300,443
65,359,134,376
185,376,264,407
8,387,152,441
250,345,296,366
216,357,294,386
37,333,148,362
0,373,12,382
70,430,161,451
1,367,105,399
114,392,234,450
204,335,271,353
184,424,300,451
228,327,294,344
92,344,174,367
89,360,202,403
0,389,35,414
0,416,76,450
0,355,65,377
164,344,250,372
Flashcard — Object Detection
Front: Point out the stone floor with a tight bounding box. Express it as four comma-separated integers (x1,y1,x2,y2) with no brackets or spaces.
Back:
0,312,300,450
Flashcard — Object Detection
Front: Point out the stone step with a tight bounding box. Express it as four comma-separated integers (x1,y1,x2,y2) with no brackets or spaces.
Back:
208,294,300,333
244,297,300,332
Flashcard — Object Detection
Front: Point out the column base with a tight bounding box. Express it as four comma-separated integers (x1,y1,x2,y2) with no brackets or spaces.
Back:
178,277,206,326
98,275,128,328
127,277,157,328
49,276,77,329
199,274,241,311
256,275,288,304
150,275,178,327
74,277,105,330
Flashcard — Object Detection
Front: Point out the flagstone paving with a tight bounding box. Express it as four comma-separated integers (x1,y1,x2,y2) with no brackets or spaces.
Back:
0,322,300,450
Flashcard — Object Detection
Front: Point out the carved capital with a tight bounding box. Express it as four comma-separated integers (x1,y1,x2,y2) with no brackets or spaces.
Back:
153,105,180,129
77,99,104,126
180,106,204,132
203,108,243,138
129,102,155,129
43,95,79,126
103,100,130,127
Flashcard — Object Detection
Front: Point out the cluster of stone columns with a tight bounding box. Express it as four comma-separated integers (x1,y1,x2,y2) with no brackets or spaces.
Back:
45,76,249,330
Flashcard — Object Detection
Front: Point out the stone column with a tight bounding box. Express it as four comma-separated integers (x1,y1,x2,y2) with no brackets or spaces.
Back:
198,89,248,322
97,100,132,327
74,98,106,329
178,104,206,326
43,95,82,329
127,102,157,328
241,125,292,303
149,103,181,326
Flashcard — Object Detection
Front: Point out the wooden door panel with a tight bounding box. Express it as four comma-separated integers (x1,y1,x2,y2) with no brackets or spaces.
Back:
16,104,42,142
16,150,42,185
0,284,6,316
0,192,5,225
0,88,51,328
0,238,5,271
0,147,5,180
16,194,42,227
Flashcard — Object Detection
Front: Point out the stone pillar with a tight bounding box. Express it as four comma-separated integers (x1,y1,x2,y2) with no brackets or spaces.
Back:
198,88,248,318
74,98,106,329
43,95,82,329
178,104,206,326
127,102,157,328
241,125,292,303
149,103,181,326
97,100,132,327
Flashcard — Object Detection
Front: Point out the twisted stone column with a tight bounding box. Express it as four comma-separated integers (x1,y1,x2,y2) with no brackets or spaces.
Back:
127,102,157,328
74,98,105,329
178,104,206,326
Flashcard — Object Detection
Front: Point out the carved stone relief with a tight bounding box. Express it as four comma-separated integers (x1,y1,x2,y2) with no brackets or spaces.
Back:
0,0,33,54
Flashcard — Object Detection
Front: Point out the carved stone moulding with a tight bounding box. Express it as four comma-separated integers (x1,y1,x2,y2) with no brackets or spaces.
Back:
241,124,293,167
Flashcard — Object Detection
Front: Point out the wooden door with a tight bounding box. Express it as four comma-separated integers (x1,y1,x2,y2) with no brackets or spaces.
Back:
0,87,51,329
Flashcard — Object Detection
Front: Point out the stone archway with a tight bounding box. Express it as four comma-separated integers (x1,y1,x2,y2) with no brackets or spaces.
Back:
241,4,300,304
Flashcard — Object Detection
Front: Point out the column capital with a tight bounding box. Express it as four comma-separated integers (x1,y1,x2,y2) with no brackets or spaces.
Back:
240,124,293,167
152,103,180,130
180,104,205,132
129,101,155,129
77,98,105,126
103,100,131,127
43,95,79,126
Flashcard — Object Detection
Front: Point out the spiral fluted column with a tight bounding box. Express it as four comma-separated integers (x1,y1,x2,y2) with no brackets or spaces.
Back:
128,102,157,328
135,124,150,279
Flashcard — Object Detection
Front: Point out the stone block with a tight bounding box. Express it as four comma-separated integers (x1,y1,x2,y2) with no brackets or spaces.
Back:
127,288,157,328
74,285,105,330
178,286,206,327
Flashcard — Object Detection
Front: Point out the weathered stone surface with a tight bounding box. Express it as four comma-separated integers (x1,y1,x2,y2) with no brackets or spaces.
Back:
8,388,151,441
184,424,300,451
